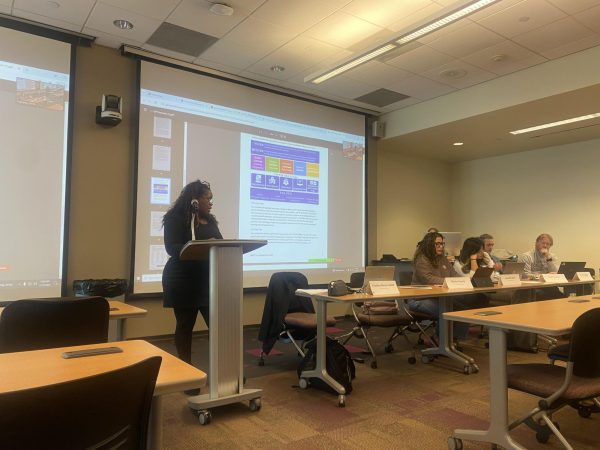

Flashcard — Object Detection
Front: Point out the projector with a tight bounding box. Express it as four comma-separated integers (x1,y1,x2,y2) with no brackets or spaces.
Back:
96,94,122,126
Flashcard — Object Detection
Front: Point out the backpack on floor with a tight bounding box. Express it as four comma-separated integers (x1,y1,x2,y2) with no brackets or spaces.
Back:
297,337,355,394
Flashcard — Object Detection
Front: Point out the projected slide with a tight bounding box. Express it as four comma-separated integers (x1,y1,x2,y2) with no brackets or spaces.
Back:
134,61,366,291
0,27,71,301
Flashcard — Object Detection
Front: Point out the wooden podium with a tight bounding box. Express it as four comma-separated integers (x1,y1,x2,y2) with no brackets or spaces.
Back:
179,239,267,424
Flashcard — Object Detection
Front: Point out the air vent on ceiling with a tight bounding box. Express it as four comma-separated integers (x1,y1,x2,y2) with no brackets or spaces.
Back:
354,88,410,107
147,22,218,57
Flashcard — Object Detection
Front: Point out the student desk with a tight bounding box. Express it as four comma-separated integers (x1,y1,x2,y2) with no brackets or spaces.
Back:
0,339,206,450
297,280,594,406
445,295,600,450
0,300,147,341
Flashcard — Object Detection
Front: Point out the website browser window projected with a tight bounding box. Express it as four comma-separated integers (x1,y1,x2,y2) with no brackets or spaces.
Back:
0,26,71,301
134,61,366,291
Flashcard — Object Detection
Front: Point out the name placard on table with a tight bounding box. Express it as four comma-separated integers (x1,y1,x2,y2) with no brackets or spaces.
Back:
542,273,568,283
573,271,594,282
366,280,400,295
443,277,473,290
498,274,521,287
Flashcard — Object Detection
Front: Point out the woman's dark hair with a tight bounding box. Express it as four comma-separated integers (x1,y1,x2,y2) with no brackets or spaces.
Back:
163,179,216,224
458,237,484,273
414,232,444,267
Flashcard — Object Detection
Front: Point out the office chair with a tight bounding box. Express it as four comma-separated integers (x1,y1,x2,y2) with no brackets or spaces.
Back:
339,272,434,369
0,356,161,450
506,308,600,448
257,272,335,365
0,296,109,353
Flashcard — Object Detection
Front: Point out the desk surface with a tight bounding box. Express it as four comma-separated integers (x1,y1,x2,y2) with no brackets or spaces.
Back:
0,339,206,396
444,295,600,335
0,300,147,319
298,280,593,303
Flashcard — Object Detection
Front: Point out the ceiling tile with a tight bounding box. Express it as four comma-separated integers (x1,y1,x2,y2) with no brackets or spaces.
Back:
12,8,83,32
344,60,410,86
387,73,455,100
13,0,95,25
343,0,433,28
251,0,348,35
387,2,444,34
220,16,297,54
100,0,181,20
0,5,10,14
304,10,383,49
0,0,12,7
477,0,567,38
512,16,596,55
245,36,346,80
167,0,259,39
385,45,454,73
421,60,496,89
462,40,547,75
310,74,377,99
468,0,526,21
198,39,268,71
192,57,243,76
426,22,505,58
540,33,600,59
85,2,163,43
379,96,422,113
82,26,144,48
547,0,600,14
142,43,196,63
574,4,600,33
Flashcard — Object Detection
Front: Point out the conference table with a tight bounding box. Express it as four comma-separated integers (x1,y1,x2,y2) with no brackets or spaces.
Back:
0,339,206,450
0,300,147,341
296,279,594,406
445,294,600,450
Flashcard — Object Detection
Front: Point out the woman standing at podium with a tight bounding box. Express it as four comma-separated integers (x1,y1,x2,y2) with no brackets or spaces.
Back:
162,180,222,369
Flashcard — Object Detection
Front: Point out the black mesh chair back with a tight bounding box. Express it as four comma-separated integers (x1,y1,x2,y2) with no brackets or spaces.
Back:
570,307,600,378
0,296,109,353
0,356,161,450
349,272,365,288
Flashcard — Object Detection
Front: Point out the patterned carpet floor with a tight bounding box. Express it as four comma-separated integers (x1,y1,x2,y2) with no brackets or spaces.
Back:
151,320,600,449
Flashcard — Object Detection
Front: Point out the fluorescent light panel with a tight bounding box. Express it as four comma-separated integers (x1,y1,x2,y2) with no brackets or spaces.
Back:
307,0,500,84
510,112,600,135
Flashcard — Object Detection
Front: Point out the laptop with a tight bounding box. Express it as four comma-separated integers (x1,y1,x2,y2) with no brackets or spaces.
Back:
502,262,525,276
356,265,396,292
557,261,586,280
471,267,495,288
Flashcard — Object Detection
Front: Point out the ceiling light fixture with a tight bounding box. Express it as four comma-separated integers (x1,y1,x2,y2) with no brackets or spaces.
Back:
270,65,285,72
113,19,133,30
510,112,600,135
305,0,500,85
453,142,464,146
209,3,234,16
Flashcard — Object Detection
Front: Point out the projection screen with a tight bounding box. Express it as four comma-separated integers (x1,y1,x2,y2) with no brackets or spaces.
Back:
0,25,72,301
133,60,366,292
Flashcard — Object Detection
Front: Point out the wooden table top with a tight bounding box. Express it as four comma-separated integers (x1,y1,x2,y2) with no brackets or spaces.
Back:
0,300,147,319
297,280,594,303
444,295,600,335
0,339,206,395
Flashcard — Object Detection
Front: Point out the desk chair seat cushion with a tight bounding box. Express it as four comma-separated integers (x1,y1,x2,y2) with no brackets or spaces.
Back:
548,343,569,361
357,312,411,327
284,312,335,328
508,365,600,402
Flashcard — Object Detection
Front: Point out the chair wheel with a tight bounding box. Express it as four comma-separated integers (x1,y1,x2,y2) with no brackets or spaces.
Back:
258,358,265,366
249,398,261,411
370,360,378,369
418,338,424,345
197,410,212,425
298,378,309,389
536,429,550,443
408,356,416,364
422,355,434,364
447,436,463,450
338,394,346,407
384,344,393,353
578,405,592,418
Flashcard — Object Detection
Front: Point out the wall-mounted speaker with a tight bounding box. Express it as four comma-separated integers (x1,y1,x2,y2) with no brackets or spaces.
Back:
372,120,385,139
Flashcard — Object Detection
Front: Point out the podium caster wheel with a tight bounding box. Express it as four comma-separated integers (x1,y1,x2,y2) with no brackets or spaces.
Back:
249,398,261,412
338,395,346,407
197,410,212,425
408,356,417,364
447,437,463,450
298,378,309,389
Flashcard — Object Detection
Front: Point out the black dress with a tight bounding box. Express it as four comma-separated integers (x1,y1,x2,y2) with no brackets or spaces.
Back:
162,213,223,309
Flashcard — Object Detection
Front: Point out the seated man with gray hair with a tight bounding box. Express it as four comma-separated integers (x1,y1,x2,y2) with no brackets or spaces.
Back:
518,233,564,300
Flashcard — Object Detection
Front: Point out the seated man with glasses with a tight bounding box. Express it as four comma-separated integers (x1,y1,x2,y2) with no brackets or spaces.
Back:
407,232,488,342
518,233,565,300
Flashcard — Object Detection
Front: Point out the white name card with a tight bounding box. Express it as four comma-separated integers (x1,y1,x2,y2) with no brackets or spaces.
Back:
367,280,400,296
542,273,568,283
573,271,594,282
443,277,473,290
498,274,521,287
